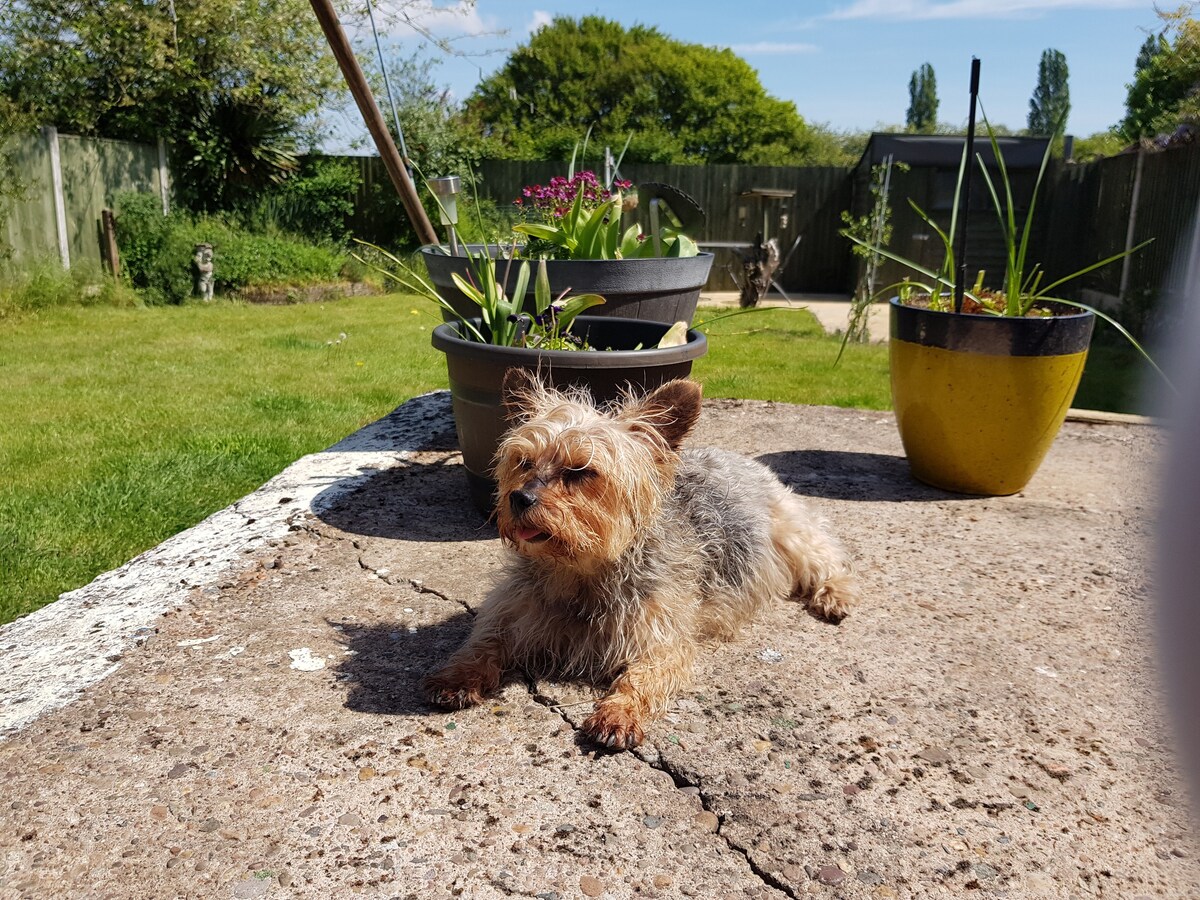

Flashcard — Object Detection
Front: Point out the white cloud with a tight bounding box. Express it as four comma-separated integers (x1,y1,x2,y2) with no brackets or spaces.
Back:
729,41,819,55
827,0,1146,20
372,0,494,38
527,10,554,35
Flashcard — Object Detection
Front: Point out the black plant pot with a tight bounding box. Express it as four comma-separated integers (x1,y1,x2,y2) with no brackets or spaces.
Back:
420,244,714,326
432,315,709,515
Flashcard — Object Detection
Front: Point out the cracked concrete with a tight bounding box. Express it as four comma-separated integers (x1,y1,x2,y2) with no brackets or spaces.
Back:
0,391,1195,899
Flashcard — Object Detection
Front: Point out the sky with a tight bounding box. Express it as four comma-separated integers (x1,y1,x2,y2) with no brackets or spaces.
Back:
330,0,1169,151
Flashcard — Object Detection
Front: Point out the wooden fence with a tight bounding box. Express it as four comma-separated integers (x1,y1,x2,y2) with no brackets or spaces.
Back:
7,129,1192,322
4,128,170,268
1042,142,1200,332
474,160,855,294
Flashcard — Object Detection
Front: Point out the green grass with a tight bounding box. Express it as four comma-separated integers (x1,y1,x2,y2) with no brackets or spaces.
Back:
0,296,1147,625
0,295,446,623
695,306,890,407
1073,331,1159,416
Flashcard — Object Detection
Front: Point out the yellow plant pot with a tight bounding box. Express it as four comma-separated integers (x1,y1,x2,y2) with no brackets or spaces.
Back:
889,298,1094,496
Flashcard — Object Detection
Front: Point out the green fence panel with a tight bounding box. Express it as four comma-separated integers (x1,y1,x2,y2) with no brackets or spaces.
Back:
58,134,162,267
5,129,165,267
3,132,58,262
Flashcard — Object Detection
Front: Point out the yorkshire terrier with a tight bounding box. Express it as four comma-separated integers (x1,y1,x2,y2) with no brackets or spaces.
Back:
424,369,857,749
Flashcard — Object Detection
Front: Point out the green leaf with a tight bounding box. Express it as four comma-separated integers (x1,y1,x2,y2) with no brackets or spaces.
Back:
618,224,643,257
574,197,619,259
555,293,606,333
534,258,552,315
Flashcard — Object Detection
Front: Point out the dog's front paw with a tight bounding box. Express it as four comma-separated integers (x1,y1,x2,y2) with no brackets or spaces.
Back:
422,665,495,709
806,572,858,623
581,701,646,750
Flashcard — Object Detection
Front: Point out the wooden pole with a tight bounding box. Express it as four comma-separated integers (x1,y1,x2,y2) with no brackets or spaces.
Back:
308,0,439,246
101,209,120,280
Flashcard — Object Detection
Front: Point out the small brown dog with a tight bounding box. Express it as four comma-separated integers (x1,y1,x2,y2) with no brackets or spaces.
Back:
424,370,857,748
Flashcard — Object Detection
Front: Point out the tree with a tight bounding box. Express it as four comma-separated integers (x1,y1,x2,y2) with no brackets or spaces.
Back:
1121,4,1200,140
906,63,938,132
1028,49,1070,136
0,0,342,211
1135,32,1167,72
460,16,826,165
0,96,31,258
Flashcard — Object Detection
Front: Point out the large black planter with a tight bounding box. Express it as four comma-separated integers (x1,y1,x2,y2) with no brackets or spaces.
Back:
432,315,709,514
420,244,714,326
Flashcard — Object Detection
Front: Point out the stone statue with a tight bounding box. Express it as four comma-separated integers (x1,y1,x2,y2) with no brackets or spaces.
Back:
192,243,214,301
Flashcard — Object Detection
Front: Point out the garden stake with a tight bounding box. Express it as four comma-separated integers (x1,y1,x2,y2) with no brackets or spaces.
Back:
954,57,981,315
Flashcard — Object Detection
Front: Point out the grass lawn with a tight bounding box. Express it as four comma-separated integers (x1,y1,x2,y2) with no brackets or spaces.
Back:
0,298,889,624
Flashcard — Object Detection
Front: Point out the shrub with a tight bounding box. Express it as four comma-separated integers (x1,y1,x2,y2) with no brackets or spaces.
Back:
262,156,360,245
115,192,350,304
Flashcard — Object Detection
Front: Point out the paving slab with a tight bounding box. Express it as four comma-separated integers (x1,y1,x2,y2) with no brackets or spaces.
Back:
0,392,1194,899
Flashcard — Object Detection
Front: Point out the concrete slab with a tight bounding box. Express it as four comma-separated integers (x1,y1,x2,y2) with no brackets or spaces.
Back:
1,392,1193,899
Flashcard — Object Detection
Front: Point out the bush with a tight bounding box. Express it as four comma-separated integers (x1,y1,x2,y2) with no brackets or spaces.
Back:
115,192,350,304
259,156,360,245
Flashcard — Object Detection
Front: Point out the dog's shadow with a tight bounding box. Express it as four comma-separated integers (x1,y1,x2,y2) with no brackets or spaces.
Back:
333,613,478,717
334,613,614,751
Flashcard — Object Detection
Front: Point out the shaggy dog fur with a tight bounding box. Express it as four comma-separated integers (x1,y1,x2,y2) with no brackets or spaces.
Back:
424,370,857,748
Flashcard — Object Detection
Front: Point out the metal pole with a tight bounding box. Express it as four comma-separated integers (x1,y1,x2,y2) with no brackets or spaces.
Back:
954,57,981,314
308,0,438,246
365,0,413,180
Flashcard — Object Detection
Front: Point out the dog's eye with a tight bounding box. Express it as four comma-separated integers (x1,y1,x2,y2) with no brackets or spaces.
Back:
562,467,595,486
515,457,534,471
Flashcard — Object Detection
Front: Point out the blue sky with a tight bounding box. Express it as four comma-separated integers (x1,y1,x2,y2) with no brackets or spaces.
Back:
337,0,1168,147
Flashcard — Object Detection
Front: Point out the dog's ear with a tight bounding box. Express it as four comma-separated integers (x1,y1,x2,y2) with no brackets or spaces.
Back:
502,367,551,422
622,379,702,450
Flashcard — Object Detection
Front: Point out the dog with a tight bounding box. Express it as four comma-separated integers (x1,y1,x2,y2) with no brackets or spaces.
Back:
424,369,857,748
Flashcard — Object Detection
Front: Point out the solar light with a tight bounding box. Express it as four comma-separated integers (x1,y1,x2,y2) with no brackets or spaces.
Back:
429,176,462,256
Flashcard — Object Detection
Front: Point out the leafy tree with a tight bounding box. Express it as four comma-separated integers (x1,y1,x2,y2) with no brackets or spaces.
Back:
1028,49,1070,136
1121,4,1200,140
905,63,938,132
0,0,342,211
460,16,827,165
1135,32,1167,72
1071,130,1126,161
381,53,482,181
0,96,31,258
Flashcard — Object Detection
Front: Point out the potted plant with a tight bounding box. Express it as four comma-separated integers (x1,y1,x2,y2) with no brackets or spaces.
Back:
363,245,708,513
846,113,1168,496
420,167,714,325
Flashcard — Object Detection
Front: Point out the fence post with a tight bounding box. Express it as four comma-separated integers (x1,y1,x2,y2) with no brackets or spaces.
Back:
157,137,170,215
101,209,120,280
1119,147,1145,302
44,126,70,269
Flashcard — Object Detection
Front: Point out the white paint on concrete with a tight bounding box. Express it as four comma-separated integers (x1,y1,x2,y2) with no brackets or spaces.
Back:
0,392,454,736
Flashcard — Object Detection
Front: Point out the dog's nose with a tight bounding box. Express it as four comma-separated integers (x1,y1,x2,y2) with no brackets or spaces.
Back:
510,488,539,514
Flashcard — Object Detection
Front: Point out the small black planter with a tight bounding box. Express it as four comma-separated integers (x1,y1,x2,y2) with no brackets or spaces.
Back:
432,316,709,514
420,244,714,326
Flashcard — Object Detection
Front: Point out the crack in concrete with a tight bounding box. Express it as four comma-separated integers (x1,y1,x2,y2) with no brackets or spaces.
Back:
644,753,799,899
407,562,794,897
525,680,797,899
